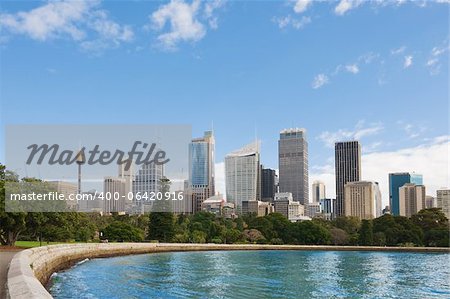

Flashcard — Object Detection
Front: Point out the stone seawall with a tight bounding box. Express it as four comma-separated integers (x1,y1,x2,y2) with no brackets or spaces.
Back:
6,243,450,299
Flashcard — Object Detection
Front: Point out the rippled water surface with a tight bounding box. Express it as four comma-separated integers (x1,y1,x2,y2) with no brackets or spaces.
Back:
49,250,450,298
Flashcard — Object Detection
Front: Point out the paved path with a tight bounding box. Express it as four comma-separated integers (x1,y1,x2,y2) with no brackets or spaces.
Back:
0,250,22,299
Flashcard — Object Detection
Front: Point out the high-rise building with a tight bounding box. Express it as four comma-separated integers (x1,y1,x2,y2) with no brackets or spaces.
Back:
103,177,126,214
389,172,423,216
189,131,215,212
225,141,261,213
261,167,277,202
425,196,437,209
132,162,164,214
436,189,450,219
335,141,361,217
278,128,309,204
320,198,335,220
312,180,326,203
118,159,134,213
344,181,381,220
399,183,425,217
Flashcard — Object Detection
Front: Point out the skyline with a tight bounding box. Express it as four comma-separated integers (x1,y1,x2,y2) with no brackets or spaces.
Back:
0,0,449,207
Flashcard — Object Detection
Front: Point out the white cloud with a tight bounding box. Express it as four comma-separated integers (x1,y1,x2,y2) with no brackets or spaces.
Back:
426,42,449,75
391,46,406,55
312,73,329,89
403,55,413,68
318,120,384,148
293,0,312,13
310,136,450,207
345,64,359,74
149,0,224,50
335,0,363,15
0,0,133,50
272,15,311,30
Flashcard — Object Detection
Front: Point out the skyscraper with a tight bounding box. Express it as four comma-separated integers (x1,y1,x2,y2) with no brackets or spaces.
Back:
344,181,381,220
189,131,215,212
388,172,423,216
399,183,426,217
261,167,277,202
312,180,326,203
103,177,126,214
436,189,450,219
335,141,361,217
278,128,309,204
225,141,261,213
132,162,164,214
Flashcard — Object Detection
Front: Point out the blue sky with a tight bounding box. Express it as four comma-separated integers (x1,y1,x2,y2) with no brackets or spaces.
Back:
0,0,449,204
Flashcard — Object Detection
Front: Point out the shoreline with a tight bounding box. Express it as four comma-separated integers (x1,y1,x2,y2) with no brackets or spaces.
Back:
6,243,450,299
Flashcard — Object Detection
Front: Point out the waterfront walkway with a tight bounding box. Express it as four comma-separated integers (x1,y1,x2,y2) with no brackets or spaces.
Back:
0,249,22,298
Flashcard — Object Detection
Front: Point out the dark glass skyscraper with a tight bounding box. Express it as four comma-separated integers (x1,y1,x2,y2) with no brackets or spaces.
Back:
335,141,361,217
261,167,277,202
278,128,309,204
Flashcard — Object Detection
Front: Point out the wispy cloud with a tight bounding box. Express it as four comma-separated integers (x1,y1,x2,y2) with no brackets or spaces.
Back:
293,0,313,13
391,46,406,55
334,0,363,15
317,120,384,148
272,15,311,30
403,55,413,68
312,73,329,89
426,41,449,75
148,0,225,51
345,64,359,74
0,0,133,51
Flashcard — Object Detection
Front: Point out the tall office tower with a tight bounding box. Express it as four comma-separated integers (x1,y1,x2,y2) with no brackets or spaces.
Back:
436,189,450,219
278,128,309,204
312,180,326,203
335,141,361,217
189,131,215,212
132,162,164,214
225,141,261,214
261,167,277,202
399,183,426,217
344,181,381,220
119,159,134,213
103,177,126,214
389,172,423,216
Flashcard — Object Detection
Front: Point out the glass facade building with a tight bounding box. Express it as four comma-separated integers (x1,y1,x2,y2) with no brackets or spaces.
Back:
389,172,423,216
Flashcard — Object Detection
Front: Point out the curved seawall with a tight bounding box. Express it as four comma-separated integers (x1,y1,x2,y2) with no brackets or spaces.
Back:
6,243,450,299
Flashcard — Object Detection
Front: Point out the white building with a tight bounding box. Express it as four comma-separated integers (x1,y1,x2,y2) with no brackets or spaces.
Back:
344,181,382,220
399,183,426,217
436,189,450,219
132,162,164,214
312,180,326,203
305,202,322,218
225,141,261,214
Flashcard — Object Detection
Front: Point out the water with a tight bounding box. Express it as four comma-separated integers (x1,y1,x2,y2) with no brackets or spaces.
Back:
49,250,450,299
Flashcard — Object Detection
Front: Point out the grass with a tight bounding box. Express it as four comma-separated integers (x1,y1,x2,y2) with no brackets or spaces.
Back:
14,241,68,248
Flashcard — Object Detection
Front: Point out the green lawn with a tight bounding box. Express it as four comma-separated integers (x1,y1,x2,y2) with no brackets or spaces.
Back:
14,241,68,248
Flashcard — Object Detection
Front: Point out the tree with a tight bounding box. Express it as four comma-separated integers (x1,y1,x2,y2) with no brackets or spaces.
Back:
289,221,331,245
0,165,27,246
359,220,373,246
147,177,175,242
103,221,144,242
330,228,349,245
412,209,449,247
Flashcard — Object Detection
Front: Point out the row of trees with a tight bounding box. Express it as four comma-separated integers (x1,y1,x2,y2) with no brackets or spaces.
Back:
1,164,449,247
